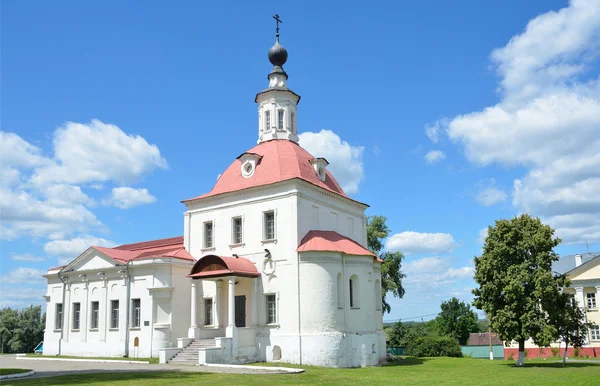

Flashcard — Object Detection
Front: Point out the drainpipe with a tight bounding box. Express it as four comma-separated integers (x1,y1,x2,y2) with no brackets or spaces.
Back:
296,252,302,365
57,268,71,356
120,261,133,357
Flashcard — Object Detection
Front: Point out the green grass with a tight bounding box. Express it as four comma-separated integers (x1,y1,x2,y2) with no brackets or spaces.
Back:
24,353,158,364
3,357,600,385
0,368,31,376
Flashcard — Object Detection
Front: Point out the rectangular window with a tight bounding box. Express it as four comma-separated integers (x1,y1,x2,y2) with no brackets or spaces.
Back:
72,302,81,330
291,112,295,133
232,217,243,244
110,300,119,329
568,294,575,307
55,303,63,329
131,299,141,328
265,111,271,131
264,211,275,240
278,109,284,130
266,294,277,324
591,326,600,341
203,221,213,248
587,293,597,309
204,298,213,326
349,279,354,308
90,301,99,329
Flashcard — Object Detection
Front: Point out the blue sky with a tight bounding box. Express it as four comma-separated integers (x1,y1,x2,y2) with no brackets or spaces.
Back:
2,0,599,322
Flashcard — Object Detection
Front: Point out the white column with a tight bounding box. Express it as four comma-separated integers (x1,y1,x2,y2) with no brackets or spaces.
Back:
227,277,236,329
191,281,197,327
575,287,585,309
188,280,200,339
251,278,258,327
214,281,222,328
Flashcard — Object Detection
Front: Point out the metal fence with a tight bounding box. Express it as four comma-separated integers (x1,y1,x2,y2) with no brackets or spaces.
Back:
461,345,504,359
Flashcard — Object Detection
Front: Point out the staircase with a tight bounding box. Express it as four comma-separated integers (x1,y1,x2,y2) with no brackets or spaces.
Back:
168,339,216,365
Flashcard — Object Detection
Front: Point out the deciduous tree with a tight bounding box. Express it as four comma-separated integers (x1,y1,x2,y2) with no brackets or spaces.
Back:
435,297,479,345
473,214,563,366
367,216,405,313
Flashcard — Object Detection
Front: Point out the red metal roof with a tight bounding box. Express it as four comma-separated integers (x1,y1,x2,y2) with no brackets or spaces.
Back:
182,140,352,202
90,236,194,264
297,230,380,261
188,255,260,279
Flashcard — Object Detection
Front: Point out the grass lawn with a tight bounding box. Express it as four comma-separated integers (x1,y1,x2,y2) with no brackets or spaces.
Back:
3,357,599,385
0,368,31,376
24,353,159,364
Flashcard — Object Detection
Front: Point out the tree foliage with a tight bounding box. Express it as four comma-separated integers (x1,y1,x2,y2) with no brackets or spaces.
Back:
407,335,462,358
0,306,45,354
366,215,405,314
435,297,479,345
473,214,563,366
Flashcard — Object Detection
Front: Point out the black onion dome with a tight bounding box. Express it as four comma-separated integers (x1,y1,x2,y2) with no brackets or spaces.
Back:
268,37,288,67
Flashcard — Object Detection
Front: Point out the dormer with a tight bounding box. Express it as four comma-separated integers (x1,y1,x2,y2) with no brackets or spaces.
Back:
237,152,262,178
309,157,329,182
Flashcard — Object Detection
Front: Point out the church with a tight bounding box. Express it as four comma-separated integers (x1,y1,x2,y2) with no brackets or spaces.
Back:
42,18,386,368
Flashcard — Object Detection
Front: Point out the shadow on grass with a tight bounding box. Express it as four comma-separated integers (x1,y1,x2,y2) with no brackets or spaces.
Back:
382,356,428,367
500,361,600,369
3,370,209,386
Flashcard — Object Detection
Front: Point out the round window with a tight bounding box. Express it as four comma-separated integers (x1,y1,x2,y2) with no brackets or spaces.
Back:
242,161,254,178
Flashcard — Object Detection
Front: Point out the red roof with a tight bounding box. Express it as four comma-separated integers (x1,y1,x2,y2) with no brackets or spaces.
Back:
183,140,352,202
188,255,260,279
297,230,381,261
92,236,194,264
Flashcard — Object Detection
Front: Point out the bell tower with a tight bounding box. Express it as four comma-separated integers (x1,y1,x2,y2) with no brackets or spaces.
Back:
255,14,301,144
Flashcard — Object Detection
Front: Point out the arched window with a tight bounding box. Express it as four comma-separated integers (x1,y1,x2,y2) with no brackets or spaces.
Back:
375,279,382,311
349,275,359,308
265,111,271,131
337,273,343,309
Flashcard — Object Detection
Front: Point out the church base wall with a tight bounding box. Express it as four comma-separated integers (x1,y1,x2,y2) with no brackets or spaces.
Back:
257,331,386,367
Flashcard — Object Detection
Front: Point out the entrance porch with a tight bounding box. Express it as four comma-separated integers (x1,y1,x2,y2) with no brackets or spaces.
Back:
168,255,261,364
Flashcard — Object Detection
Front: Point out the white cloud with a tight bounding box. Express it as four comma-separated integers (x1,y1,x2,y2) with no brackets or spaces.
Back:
102,187,156,209
446,0,600,244
10,253,45,262
0,131,47,170
0,267,47,284
31,119,167,186
385,231,459,255
44,235,116,261
0,286,46,308
476,187,507,207
424,119,448,143
424,150,446,164
478,227,489,245
299,129,364,194
402,256,474,296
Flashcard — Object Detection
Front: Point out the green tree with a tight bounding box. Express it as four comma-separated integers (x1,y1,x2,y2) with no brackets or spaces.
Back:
366,216,405,313
473,214,563,366
0,306,45,354
435,297,479,345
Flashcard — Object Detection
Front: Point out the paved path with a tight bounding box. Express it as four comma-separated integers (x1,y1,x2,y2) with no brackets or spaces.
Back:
0,355,289,380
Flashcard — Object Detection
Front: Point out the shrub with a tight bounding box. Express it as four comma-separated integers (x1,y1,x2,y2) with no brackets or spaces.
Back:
407,336,462,358
524,349,530,358
551,347,559,357
574,348,581,357
508,353,514,360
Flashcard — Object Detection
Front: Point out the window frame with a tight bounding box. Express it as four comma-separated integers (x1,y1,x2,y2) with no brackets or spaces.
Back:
231,216,243,245
204,298,213,326
72,302,81,330
55,303,63,330
349,275,360,309
277,109,284,130
263,210,276,241
90,301,99,330
265,110,271,131
590,325,600,341
110,300,120,329
203,221,214,249
131,298,141,328
266,293,277,325
586,293,597,310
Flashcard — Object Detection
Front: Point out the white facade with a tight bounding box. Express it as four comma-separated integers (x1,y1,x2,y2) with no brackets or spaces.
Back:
42,30,385,367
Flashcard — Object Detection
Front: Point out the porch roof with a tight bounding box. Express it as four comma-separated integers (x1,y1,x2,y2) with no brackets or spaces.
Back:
188,254,260,279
